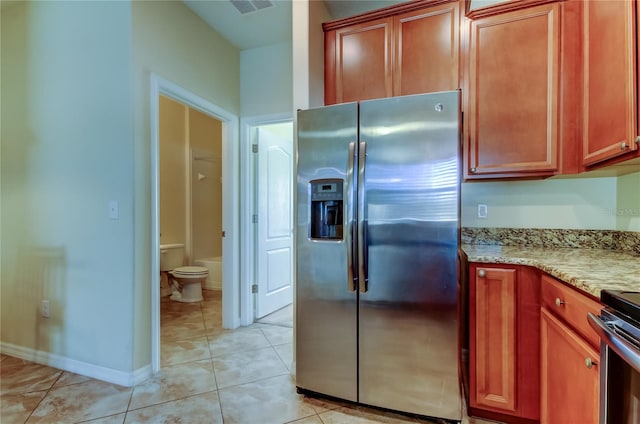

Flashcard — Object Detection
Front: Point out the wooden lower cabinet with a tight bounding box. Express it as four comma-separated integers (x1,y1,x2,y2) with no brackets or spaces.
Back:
540,307,599,424
469,264,540,422
469,265,602,423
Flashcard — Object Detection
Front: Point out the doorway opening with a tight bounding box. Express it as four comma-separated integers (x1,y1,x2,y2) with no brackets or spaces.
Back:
150,75,240,373
159,96,223,294
240,115,294,325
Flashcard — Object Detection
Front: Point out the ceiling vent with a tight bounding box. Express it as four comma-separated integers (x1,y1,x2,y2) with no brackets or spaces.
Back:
230,0,275,15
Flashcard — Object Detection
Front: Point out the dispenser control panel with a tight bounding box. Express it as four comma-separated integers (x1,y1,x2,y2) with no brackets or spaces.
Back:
309,179,343,240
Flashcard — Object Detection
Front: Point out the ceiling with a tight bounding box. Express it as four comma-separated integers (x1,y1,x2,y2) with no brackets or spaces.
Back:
183,0,406,50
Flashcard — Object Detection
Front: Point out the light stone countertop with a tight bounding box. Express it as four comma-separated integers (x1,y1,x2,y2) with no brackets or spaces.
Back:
462,244,640,299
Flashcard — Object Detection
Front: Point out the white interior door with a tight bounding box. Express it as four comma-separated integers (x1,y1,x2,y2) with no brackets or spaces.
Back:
256,123,294,318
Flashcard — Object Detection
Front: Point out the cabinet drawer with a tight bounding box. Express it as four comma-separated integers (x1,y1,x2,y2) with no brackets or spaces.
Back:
541,275,601,348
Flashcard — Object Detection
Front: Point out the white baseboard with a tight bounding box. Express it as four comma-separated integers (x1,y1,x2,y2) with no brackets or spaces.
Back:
0,342,152,387
205,280,222,291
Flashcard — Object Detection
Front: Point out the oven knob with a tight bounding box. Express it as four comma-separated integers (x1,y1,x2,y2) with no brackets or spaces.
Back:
585,357,596,369
555,298,565,307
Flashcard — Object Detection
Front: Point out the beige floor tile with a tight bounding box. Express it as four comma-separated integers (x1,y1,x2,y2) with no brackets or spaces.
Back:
129,360,216,411
200,297,222,312
464,417,505,424
84,413,126,423
26,379,132,423
161,301,202,316
285,416,323,424
207,327,271,357
257,304,293,327
300,394,349,414
1,355,22,366
261,325,293,346
203,309,223,330
0,359,62,395
161,317,207,341
318,405,435,424
213,346,288,389
53,370,92,387
161,306,204,324
125,391,222,424
274,342,293,372
202,289,222,301
161,335,211,366
1,390,47,423
218,374,317,424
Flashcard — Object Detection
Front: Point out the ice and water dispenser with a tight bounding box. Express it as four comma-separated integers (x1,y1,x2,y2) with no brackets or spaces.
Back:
310,179,343,240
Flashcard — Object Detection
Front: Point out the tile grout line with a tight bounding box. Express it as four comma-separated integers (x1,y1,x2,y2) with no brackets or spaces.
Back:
20,369,64,424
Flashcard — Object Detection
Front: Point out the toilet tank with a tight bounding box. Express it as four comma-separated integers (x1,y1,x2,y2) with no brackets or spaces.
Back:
159,244,185,271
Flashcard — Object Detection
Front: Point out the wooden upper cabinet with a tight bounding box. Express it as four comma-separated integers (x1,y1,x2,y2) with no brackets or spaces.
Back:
331,17,393,104
393,2,459,96
582,0,639,166
465,2,561,178
323,0,460,105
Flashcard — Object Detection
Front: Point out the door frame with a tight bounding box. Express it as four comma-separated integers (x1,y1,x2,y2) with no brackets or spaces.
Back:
240,113,293,326
150,74,240,373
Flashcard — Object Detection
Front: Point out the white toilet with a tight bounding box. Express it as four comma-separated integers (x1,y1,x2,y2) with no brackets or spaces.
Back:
159,243,208,303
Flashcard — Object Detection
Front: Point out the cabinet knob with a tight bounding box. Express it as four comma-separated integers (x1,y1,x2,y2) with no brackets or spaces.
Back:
585,357,596,369
555,298,565,307
470,167,477,173
621,142,628,150
635,136,640,145
478,269,486,278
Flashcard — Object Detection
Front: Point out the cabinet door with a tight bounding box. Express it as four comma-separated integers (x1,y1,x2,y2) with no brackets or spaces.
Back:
541,308,599,424
333,18,393,104
582,0,638,166
465,3,560,178
393,1,459,96
470,267,516,412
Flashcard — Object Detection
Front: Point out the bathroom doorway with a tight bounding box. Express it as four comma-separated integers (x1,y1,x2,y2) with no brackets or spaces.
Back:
150,75,240,373
159,97,223,290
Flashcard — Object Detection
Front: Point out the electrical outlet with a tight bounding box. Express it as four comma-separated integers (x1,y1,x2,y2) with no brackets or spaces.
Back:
41,300,50,318
477,204,488,219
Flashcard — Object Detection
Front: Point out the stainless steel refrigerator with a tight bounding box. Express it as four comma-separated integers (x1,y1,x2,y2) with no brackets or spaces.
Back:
295,91,462,422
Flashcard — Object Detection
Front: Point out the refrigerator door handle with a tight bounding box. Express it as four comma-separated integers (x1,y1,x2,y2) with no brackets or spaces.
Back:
346,142,357,292
357,141,368,293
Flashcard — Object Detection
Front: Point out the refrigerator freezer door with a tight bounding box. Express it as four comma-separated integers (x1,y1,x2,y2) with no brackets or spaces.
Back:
296,102,359,401
358,91,461,419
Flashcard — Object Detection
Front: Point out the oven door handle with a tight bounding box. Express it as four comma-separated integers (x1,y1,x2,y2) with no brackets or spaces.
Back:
588,312,640,374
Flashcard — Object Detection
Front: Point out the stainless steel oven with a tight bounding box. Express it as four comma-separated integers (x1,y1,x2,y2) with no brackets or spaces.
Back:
588,290,640,424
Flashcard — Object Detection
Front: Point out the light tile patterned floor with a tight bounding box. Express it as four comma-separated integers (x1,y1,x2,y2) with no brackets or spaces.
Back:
0,290,497,424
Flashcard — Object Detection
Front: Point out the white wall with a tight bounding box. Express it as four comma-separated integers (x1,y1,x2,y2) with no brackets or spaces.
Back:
241,41,292,116
292,0,330,111
131,0,240,370
308,0,331,109
1,1,136,373
616,172,640,231
461,177,619,230
0,0,240,382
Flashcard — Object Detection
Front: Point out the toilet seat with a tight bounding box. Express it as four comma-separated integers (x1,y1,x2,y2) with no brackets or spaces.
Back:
172,266,208,278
